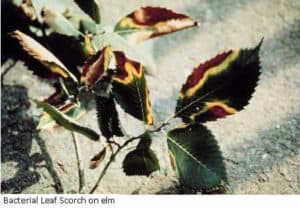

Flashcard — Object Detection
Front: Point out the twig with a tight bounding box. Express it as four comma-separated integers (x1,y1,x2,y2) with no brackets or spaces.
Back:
71,132,85,193
107,139,121,149
89,134,142,193
149,114,175,133
89,114,176,194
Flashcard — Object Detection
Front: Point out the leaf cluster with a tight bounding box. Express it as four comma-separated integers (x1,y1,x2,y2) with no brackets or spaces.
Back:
2,0,262,193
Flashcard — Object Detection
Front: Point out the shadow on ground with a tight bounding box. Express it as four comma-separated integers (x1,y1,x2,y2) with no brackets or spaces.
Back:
1,84,63,193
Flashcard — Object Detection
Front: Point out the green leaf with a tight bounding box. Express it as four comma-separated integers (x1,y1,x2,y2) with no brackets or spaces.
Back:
34,100,99,141
114,7,198,44
167,124,227,190
74,0,101,23
79,19,97,34
123,133,159,176
92,33,154,69
37,101,86,130
95,94,124,139
112,51,154,125
41,8,82,37
10,30,78,83
176,41,262,123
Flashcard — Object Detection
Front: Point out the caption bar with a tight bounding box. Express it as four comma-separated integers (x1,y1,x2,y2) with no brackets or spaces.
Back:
1,195,115,207
1,194,300,208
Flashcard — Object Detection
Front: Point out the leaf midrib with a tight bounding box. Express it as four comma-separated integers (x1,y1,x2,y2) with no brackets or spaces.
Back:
176,51,260,119
133,74,146,123
167,135,219,180
176,76,228,118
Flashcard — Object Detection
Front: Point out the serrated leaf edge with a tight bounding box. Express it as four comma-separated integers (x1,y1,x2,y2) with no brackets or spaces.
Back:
176,41,262,123
167,134,219,181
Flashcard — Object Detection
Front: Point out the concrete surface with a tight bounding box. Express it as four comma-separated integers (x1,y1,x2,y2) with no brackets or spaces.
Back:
1,0,300,194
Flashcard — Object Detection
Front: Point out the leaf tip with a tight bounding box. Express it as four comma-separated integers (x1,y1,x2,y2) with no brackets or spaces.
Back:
253,37,264,53
194,21,200,27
